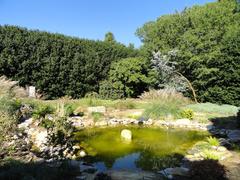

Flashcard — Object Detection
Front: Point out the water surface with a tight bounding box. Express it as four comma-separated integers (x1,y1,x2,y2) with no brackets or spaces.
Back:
74,126,208,171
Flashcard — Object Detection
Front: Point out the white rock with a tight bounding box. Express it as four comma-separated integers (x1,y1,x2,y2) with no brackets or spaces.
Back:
73,145,80,150
121,129,132,141
79,150,87,157
87,106,106,114
18,118,33,129
175,119,191,125
95,120,108,126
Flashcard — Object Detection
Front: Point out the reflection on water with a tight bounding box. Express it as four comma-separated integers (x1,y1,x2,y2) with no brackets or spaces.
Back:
74,126,208,171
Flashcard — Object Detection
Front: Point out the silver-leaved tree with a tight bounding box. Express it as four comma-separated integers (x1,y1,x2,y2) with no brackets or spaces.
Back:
151,50,198,103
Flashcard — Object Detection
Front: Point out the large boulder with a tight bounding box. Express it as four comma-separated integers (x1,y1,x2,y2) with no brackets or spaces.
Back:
121,129,132,141
227,130,240,142
159,167,189,178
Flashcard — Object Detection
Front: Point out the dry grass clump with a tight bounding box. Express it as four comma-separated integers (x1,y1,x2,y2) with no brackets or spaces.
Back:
0,76,27,98
139,88,190,104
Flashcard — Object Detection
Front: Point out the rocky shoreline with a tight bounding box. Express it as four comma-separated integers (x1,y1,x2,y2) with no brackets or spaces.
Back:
4,108,240,180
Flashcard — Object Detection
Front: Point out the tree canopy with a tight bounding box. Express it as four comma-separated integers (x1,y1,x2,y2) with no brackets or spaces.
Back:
136,0,240,106
0,26,138,99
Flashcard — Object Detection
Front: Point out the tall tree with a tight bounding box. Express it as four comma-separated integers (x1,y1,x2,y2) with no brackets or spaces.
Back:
136,0,240,106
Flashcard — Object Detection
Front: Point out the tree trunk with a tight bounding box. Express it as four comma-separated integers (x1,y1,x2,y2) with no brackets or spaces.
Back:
175,72,198,103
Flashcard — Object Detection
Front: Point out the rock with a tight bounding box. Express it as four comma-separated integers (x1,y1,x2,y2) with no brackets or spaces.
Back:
79,150,87,157
95,120,108,126
87,106,106,114
144,118,153,125
107,170,158,180
217,146,227,152
73,145,80,150
18,118,33,129
159,167,189,177
121,129,132,141
227,130,240,142
175,119,191,126
31,128,48,151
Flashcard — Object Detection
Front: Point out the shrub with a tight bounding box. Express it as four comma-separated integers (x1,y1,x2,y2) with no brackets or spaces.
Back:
140,88,190,104
206,136,220,147
143,101,180,119
180,109,194,120
0,76,27,98
107,57,150,98
113,100,136,110
84,92,100,99
32,105,54,119
0,97,22,118
99,80,124,99
0,110,17,144
49,117,74,145
189,160,227,180
39,119,54,129
64,104,74,117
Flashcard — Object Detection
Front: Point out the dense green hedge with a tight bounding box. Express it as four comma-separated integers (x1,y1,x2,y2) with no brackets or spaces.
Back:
0,26,138,99
137,0,240,106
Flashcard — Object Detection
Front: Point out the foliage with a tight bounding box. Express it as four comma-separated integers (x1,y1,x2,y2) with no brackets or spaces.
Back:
91,112,104,122
32,105,54,119
0,110,17,145
0,25,138,99
106,57,150,98
49,117,74,145
186,103,239,115
104,32,116,43
202,150,220,161
141,88,190,119
112,100,136,110
206,136,220,147
39,119,54,129
180,109,194,120
151,51,188,92
137,0,240,106
189,159,227,180
99,80,124,99
140,88,190,103
0,76,27,98
64,104,74,117
143,101,180,119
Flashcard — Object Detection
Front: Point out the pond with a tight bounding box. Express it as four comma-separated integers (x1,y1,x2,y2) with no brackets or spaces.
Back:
74,126,208,172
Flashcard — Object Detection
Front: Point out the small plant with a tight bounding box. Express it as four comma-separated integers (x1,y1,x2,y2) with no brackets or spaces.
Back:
180,109,194,120
206,136,220,146
127,114,141,119
91,112,104,122
49,117,74,145
143,102,180,119
64,104,74,117
32,105,54,119
202,149,221,160
39,119,54,129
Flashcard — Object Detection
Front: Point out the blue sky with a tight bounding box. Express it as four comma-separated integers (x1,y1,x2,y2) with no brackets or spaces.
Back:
0,0,215,47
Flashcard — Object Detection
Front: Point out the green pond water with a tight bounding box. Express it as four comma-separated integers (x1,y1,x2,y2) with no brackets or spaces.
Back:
74,126,208,172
